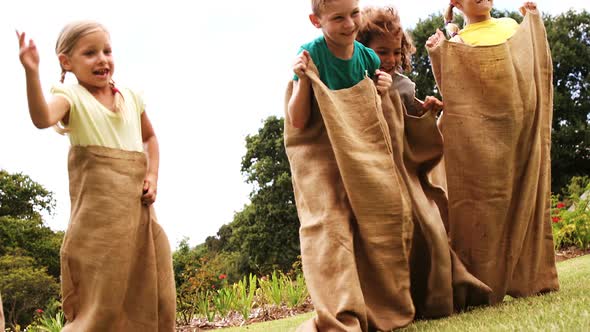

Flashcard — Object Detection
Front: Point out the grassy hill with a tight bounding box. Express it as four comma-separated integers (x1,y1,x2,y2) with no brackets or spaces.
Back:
222,255,590,332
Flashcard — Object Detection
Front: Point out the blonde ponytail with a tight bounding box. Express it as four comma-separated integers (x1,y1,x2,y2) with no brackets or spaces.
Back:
445,4,460,38
53,68,70,135
109,80,125,113
60,69,67,84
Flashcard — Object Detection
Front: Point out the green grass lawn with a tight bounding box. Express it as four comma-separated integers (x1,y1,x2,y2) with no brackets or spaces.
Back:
222,255,590,331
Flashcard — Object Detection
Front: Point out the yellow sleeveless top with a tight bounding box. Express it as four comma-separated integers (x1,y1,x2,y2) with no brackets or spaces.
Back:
51,84,145,152
459,17,520,46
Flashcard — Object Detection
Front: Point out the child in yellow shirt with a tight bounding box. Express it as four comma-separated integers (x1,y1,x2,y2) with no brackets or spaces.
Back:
443,0,537,46
17,22,176,331
424,1,560,305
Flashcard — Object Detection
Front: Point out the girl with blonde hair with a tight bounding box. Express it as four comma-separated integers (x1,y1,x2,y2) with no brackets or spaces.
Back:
17,21,176,331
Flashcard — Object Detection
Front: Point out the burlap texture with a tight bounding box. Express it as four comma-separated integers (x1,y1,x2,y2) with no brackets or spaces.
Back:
61,146,176,331
0,292,4,331
285,64,415,331
428,10,559,304
381,89,492,317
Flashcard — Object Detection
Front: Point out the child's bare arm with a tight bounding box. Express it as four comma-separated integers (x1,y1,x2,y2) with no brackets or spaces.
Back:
17,31,69,129
287,50,312,129
141,111,159,205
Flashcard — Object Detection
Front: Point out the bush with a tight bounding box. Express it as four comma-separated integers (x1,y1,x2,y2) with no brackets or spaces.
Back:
258,271,308,308
0,250,60,330
27,300,65,332
552,178,590,250
175,252,241,325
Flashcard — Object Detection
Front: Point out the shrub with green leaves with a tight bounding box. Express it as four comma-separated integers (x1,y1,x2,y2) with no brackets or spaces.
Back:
213,286,236,317
196,290,215,322
0,250,59,329
257,271,309,309
29,311,65,332
552,180,590,250
235,273,257,321
258,271,283,306
282,273,308,307
27,299,64,332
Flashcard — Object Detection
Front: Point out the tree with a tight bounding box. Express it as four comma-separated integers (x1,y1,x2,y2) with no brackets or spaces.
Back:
0,170,55,220
408,13,447,100
409,10,590,191
0,170,63,279
204,223,235,254
230,116,300,275
0,249,60,330
198,117,301,277
0,216,63,279
172,238,203,287
544,10,590,191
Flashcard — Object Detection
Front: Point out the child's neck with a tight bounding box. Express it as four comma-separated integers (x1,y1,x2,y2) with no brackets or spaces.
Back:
79,82,117,111
324,38,355,60
80,82,112,97
467,12,493,25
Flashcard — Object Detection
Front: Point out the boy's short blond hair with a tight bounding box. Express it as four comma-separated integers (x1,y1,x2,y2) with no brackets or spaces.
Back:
312,0,327,16
357,6,416,73
313,0,346,16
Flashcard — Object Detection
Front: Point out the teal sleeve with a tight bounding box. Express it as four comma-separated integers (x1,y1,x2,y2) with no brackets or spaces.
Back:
367,48,381,78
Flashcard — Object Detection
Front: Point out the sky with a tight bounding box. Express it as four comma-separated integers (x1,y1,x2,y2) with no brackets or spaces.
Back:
1,0,588,249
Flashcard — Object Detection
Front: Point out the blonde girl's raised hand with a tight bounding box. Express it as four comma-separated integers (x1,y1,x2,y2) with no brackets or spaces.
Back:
16,30,70,129
17,31,40,73
520,2,537,15
293,50,311,80
374,69,392,95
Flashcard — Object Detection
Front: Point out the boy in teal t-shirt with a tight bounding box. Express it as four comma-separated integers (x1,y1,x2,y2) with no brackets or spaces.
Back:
287,0,392,129
294,36,381,90
286,2,404,331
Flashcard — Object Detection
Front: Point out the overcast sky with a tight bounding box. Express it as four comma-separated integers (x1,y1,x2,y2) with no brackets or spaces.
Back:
1,0,587,248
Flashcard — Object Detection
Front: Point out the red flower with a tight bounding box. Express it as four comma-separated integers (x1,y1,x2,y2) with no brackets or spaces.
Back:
36,309,43,314
556,202,566,209
211,284,216,289
552,216,560,223
219,274,227,280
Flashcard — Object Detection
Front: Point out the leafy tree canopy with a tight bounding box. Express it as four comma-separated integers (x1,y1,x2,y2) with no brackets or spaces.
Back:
0,170,55,220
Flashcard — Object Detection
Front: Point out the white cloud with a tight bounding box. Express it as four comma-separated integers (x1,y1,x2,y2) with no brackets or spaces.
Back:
1,0,588,248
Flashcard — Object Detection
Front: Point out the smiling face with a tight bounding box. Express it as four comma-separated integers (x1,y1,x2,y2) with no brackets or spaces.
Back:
452,0,493,23
60,30,114,92
367,32,402,75
310,0,361,57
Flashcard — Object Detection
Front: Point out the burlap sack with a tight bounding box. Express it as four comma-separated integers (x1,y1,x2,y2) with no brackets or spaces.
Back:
0,292,4,331
381,88,492,317
427,10,559,304
61,146,176,331
285,63,415,331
